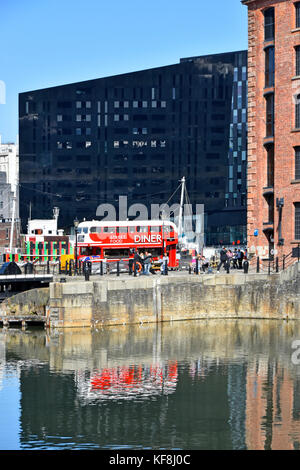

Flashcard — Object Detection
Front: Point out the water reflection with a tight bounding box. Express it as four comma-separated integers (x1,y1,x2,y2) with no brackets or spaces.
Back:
0,320,300,449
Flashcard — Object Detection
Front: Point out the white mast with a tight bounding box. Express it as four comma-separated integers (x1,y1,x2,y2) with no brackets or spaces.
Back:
9,181,17,253
177,176,185,240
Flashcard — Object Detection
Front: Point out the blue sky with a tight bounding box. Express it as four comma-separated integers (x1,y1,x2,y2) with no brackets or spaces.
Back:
0,0,248,143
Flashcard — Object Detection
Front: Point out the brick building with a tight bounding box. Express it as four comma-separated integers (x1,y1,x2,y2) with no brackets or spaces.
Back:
242,0,300,259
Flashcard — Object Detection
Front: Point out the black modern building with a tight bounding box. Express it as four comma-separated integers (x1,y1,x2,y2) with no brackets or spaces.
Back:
19,50,247,245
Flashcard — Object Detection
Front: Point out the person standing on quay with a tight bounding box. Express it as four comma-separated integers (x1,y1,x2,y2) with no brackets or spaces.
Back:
143,251,152,275
237,249,244,270
217,247,228,273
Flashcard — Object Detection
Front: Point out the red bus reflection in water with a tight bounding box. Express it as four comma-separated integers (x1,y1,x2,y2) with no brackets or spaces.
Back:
76,362,178,402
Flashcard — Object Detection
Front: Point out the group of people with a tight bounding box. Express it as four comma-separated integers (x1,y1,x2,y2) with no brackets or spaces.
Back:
217,247,246,273
133,250,169,275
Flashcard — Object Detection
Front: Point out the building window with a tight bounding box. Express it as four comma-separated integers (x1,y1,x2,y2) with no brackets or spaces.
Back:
266,145,274,187
296,46,300,76
295,147,300,180
296,94,300,128
295,203,300,239
295,2,300,28
265,46,275,87
265,93,274,137
264,7,275,41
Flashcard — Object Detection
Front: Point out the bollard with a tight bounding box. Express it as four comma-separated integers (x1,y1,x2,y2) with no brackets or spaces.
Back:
256,257,260,273
47,260,50,274
189,265,192,275
283,255,285,271
243,260,249,274
129,259,133,276
268,260,271,275
195,258,199,275
134,261,137,277
276,257,279,273
117,261,120,276
65,260,69,275
100,261,103,276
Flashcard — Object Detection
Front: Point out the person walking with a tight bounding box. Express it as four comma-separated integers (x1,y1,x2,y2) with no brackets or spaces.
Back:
217,247,228,273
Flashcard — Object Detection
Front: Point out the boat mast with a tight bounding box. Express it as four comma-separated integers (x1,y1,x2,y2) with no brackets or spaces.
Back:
9,180,17,253
177,176,185,241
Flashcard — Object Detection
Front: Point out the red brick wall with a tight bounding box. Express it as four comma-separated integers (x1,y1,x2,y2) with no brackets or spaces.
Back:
0,222,20,250
243,0,300,259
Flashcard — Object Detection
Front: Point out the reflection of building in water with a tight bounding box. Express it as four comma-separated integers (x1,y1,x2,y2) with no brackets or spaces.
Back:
0,333,6,391
75,362,178,403
227,364,247,450
7,321,300,449
245,358,300,450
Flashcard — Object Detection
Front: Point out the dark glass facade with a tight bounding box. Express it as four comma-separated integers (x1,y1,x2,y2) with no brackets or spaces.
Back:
19,50,247,245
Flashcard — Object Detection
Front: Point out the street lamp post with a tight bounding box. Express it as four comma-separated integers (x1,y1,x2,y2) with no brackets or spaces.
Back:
74,217,79,275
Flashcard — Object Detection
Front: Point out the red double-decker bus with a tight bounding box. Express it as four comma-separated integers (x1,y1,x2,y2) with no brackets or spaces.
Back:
76,220,178,270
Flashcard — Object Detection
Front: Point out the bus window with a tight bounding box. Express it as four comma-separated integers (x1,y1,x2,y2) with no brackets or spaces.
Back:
90,226,102,233
93,247,101,255
129,226,135,233
117,226,127,233
140,226,148,233
148,248,163,258
77,228,82,234
103,249,130,258
162,225,170,233
103,227,115,233
80,247,93,256
83,227,88,234
151,226,161,232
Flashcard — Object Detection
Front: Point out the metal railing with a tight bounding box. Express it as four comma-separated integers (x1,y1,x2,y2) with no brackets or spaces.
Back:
252,245,300,274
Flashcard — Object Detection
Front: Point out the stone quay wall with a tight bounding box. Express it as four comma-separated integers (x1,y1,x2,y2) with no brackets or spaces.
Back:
46,262,300,328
